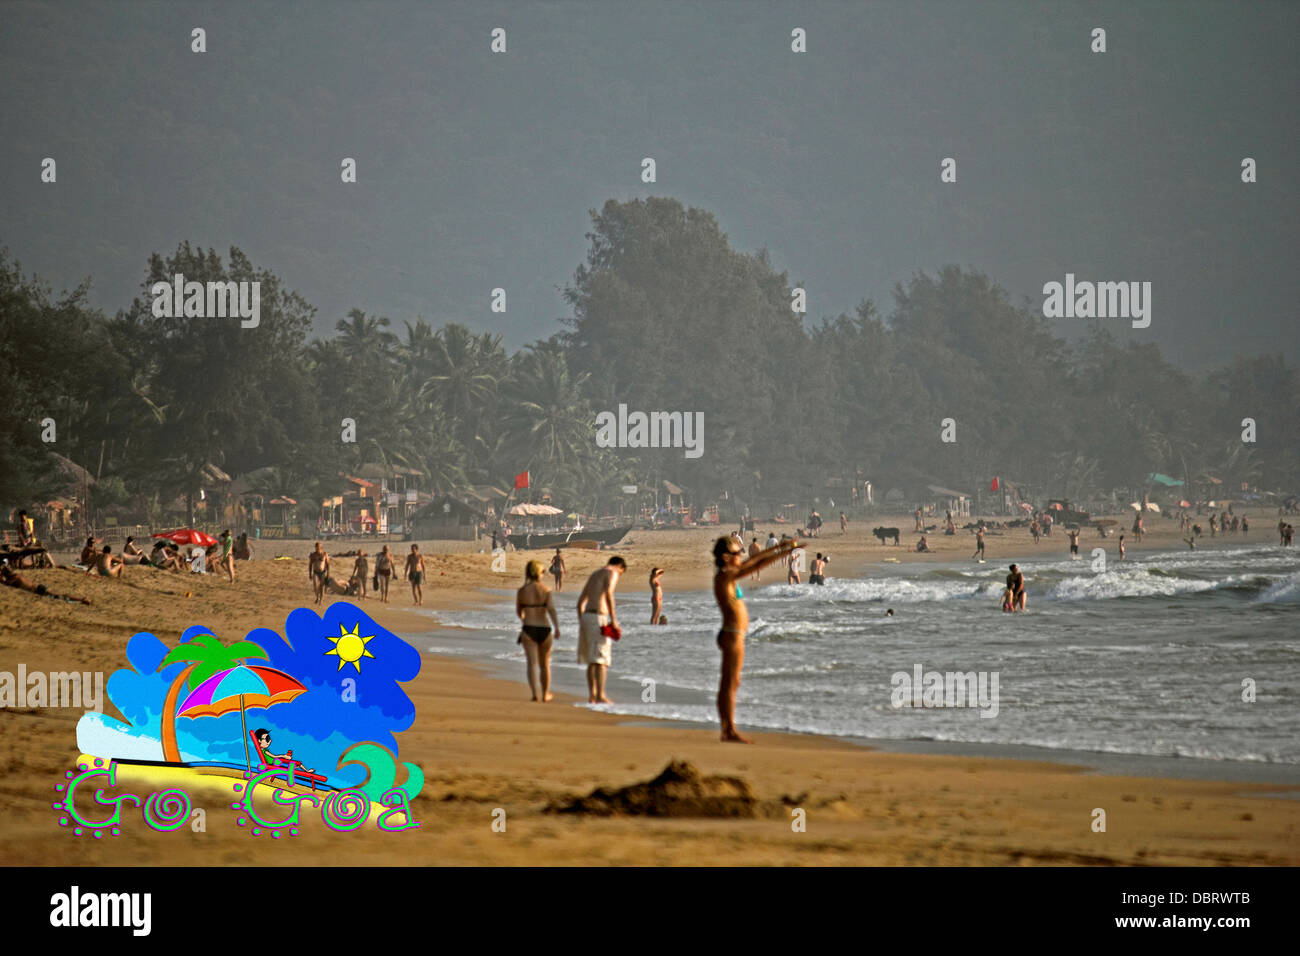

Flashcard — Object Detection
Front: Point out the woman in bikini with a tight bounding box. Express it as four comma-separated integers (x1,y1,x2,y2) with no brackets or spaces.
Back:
549,548,565,591
375,545,393,602
516,560,560,702
649,567,664,624
712,535,799,743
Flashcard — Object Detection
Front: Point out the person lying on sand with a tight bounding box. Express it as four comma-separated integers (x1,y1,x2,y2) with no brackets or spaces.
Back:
2,564,91,603
712,535,799,743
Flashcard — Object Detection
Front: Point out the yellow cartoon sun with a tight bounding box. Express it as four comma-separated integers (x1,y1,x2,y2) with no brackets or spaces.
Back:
324,622,376,673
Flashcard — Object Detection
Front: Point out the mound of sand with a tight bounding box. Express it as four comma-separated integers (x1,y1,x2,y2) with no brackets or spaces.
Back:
548,760,758,818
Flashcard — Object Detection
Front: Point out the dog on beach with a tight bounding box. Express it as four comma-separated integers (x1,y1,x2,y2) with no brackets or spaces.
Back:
873,527,901,545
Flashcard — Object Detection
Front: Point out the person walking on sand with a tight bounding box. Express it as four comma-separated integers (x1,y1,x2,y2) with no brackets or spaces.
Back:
649,567,665,624
219,529,235,584
972,526,986,560
713,535,799,743
516,560,560,702
308,542,330,605
405,544,426,605
352,549,370,600
549,548,566,591
576,556,626,704
375,545,394,602
840,511,848,534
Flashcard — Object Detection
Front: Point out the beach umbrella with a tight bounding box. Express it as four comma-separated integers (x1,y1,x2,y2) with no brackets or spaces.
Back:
178,665,308,774
153,528,218,548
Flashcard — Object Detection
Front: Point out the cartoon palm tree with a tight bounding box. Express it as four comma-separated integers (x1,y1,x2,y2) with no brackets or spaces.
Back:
157,633,268,763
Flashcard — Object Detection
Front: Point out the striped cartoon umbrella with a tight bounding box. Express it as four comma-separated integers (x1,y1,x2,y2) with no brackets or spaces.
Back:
178,665,308,773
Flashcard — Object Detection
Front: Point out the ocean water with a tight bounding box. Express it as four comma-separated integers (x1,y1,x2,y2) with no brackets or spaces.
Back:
422,544,1300,765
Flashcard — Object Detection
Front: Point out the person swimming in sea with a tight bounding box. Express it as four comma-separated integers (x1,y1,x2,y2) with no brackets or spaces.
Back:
712,535,799,743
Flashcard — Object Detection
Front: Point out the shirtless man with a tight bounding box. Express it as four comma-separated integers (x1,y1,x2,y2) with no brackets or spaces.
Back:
713,536,799,742
88,545,123,579
1067,528,1080,557
748,537,761,579
79,537,98,566
575,557,626,704
352,549,369,600
405,544,426,605
971,526,985,560
1006,563,1027,611
308,542,330,605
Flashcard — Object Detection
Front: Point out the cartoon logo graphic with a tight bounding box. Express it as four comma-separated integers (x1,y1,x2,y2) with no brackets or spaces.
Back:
67,603,423,836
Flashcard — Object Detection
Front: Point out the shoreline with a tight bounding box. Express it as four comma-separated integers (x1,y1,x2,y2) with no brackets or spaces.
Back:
423,626,1300,789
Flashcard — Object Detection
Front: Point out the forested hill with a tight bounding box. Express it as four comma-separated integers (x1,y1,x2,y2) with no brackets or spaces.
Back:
2,196,1297,516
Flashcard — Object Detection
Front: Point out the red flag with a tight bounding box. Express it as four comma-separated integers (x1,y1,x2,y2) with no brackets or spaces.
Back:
991,477,1000,491
513,470,530,489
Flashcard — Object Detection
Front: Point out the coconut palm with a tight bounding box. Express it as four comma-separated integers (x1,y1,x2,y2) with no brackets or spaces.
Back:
157,633,268,763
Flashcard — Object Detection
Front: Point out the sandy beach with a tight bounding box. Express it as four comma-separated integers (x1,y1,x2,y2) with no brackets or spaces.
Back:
2,515,1296,865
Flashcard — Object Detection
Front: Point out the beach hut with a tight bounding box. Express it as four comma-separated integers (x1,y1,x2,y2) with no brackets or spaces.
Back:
408,495,483,541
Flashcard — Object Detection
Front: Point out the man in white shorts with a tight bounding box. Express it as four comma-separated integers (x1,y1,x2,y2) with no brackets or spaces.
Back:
576,556,626,704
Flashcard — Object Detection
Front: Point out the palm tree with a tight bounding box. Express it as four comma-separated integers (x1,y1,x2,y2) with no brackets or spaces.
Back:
156,633,268,763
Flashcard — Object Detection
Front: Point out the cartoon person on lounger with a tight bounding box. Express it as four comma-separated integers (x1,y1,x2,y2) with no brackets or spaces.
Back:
253,728,315,774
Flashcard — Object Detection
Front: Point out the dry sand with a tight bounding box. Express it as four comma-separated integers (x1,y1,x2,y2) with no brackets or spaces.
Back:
1,515,1295,865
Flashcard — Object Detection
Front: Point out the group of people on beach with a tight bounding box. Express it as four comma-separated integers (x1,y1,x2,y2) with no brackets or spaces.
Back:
306,541,426,605
509,536,800,743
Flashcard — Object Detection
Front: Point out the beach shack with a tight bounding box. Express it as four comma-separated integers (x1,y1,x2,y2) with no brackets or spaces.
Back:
408,494,482,541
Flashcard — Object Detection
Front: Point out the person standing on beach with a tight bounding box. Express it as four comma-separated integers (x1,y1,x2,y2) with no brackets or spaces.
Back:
748,537,761,579
914,508,923,532
405,544,426,605
549,548,565,590
766,531,778,551
375,545,394,602
840,511,848,534
308,542,330,605
1242,515,1249,537
352,549,369,599
516,560,560,702
649,567,664,624
1118,534,1126,561
712,535,799,743
1067,528,1080,558
972,526,985,560
576,556,626,703
219,529,235,584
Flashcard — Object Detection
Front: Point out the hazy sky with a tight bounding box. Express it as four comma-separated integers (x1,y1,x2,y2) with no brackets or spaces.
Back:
2,0,1296,367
